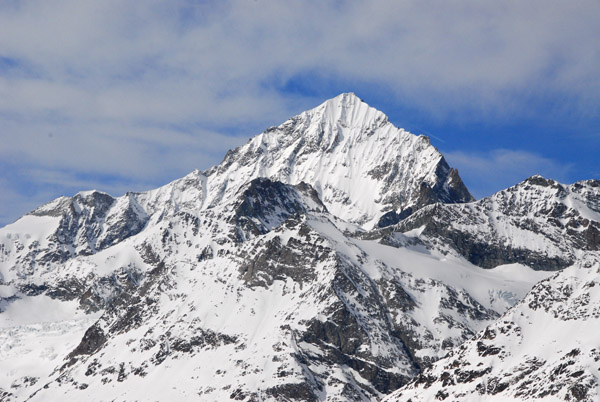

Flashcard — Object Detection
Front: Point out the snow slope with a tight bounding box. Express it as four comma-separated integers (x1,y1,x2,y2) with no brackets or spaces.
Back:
386,258,600,401
203,93,472,229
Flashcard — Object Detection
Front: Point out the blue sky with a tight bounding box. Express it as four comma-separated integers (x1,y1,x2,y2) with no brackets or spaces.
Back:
1,0,599,226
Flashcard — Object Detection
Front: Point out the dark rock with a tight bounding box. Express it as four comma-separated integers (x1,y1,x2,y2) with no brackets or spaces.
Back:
69,323,106,359
231,178,326,242
238,234,328,288
377,208,413,228
265,382,319,401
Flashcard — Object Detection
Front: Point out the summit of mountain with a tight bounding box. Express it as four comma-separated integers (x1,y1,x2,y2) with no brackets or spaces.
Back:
203,92,473,229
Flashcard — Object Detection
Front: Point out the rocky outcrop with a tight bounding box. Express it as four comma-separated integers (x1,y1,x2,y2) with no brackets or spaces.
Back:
32,191,149,258
231,178,327,242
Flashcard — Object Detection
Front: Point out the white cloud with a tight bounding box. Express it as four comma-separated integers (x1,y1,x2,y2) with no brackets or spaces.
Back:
445,149,574,199
1,0,598,121
0,0,598,224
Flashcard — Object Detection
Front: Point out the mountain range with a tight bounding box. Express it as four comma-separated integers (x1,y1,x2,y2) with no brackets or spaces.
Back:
1,93,598,401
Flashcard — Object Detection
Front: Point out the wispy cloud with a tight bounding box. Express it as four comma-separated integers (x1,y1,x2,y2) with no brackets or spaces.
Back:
0,0,598,224
1,1,598,120
445,149,574,199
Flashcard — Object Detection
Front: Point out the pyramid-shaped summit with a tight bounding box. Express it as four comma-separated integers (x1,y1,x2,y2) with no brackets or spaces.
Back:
204,92,473,228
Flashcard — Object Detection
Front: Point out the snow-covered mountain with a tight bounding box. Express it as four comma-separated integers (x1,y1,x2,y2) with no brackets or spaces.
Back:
385,258,600,401
0,177,543,401
1,93,473,287
0,93,598,401
203,92,473,229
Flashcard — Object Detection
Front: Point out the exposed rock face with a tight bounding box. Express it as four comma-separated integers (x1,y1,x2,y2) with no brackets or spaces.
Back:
32,191,149,258
385,259,600,402
388,175,600,270
230,178,327,242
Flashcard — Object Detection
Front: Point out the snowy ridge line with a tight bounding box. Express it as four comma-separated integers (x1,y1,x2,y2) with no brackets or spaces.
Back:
381,174,600,271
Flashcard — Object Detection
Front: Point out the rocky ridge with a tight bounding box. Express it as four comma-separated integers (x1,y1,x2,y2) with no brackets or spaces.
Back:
376,175,600,271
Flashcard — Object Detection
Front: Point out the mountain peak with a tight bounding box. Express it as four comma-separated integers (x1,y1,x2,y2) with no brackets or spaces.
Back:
300,92,388,131
3,93,600,401
327,91,363,106
523,174,559,187
202,94,472,228
333,91,360,99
